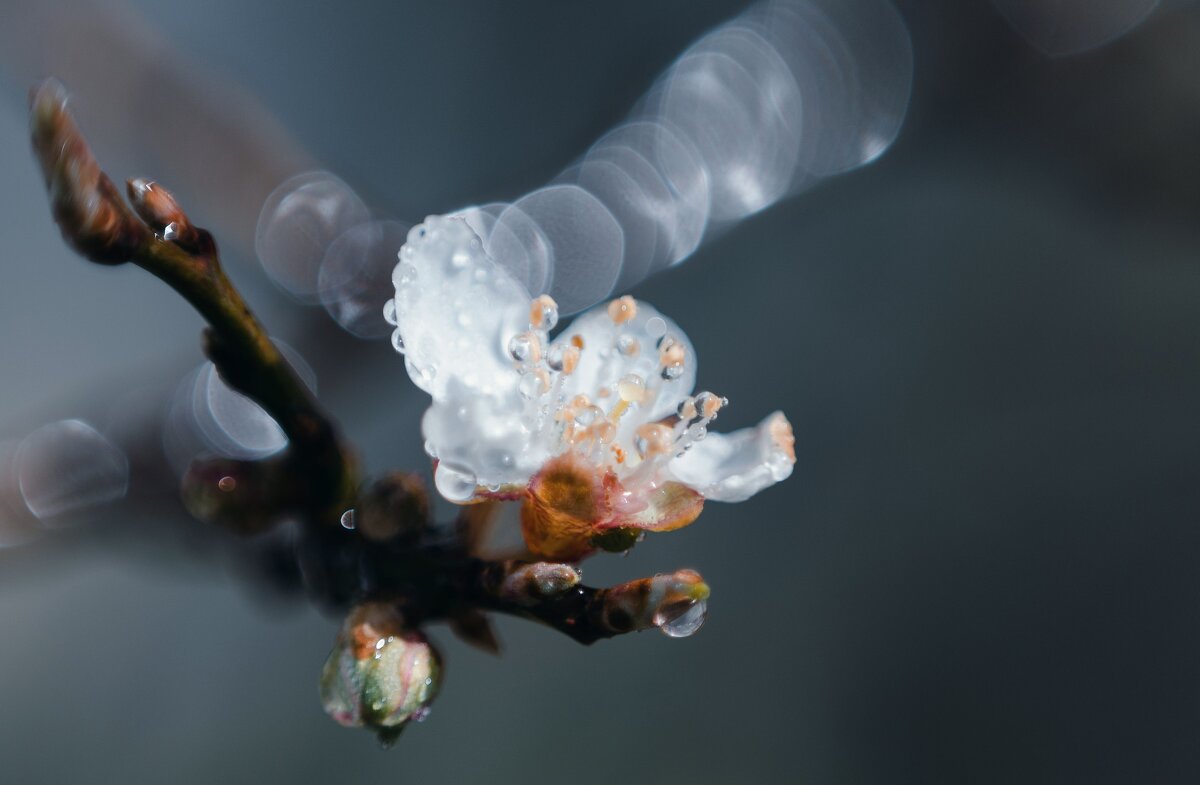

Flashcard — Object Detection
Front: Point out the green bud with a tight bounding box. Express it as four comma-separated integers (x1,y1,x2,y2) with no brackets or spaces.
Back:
319,603,441,743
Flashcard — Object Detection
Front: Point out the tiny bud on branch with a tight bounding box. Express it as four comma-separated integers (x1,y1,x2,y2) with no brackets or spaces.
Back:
29,78,148,264
126,178,200,250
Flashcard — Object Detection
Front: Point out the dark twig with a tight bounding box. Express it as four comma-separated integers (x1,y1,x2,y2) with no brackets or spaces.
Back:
29,78,357,526
27,78,711,741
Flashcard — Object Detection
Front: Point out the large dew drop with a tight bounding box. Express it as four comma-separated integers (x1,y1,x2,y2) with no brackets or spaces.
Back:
434,462,477,502
654,599,708,638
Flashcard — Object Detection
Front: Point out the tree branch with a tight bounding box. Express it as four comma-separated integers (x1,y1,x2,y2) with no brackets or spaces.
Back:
29,78,356,526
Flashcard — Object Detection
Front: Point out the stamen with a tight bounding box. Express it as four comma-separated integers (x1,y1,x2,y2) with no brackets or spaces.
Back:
547,343,580,374
617,373,646,403
607,296,638,324
672,390,726,456
508,331,542,365
676,396,697,421
634,423,674,458
529,295,559,331
616,334,640,357
658,334,686,380
694,391,726,420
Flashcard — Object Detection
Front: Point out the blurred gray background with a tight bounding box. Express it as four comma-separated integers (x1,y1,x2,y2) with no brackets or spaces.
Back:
2,0,1200,783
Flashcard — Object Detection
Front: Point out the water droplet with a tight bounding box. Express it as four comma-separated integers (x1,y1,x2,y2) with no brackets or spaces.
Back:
645,316,668,339
655,599,707,638
340,509,356,530
395,262,418,287
661,364,684,381
531,297,559,331
391,328,406,354
405,357,436,387
694,391,723,419
508,332,538,364
616,334,639,356
617,374,646,402
677,396,697,420
434,462,477,502
382,299,398,326
519,373,543,399
574,406,601,427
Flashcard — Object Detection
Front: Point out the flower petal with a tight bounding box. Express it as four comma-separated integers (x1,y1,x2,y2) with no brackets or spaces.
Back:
393,216,549,491
605,480,704,533
668,411,796,502
423,380,550,496
391,215,530,399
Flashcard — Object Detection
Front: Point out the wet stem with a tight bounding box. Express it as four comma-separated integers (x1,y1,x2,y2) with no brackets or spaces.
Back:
133,231,356,514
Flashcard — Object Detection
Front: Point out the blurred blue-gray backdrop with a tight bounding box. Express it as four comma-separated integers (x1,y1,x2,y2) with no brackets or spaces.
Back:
1,1,1200,783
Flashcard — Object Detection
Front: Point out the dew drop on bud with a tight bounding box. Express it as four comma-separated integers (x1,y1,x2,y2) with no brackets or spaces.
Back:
391,328,406,354
616,334,639,357
654,599,707,638
434,462,476,502
661,364,684,381
340,509,356,530
382,299,398,326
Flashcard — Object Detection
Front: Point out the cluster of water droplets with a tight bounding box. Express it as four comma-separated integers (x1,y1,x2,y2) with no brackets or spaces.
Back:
502,294,735,498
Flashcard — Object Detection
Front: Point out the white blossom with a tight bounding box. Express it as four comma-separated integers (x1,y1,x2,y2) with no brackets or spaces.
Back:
387,215,795,516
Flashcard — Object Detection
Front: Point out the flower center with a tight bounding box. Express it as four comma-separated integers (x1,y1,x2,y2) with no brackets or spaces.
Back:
507,294,727,493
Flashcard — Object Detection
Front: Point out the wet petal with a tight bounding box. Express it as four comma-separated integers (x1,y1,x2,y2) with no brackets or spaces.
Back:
391,215,530,399
605,480,705,534
421,378,549,496
669,411,795,502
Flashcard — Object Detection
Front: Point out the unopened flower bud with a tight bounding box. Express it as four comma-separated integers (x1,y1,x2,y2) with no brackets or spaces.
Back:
500,561,581,605
29,79,148,264
599,569,710,638
126,178,198,248
319,603,441,745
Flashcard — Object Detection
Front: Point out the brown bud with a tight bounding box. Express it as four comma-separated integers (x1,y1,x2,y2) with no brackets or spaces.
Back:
127,178,198,248
28,79,148,264
356,472,431,542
